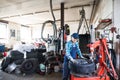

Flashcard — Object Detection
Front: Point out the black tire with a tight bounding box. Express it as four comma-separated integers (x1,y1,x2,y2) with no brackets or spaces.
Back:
14,59,24,65
10,50,24,60
1,57,11,71
37,53,45,63
69,59,95,75
26,51,38,59
20,58,38,74
45,56,58,65
43,51,54,58
36,49,46,53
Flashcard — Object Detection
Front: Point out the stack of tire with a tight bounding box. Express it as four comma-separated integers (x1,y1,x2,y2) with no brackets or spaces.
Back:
36,49,46,64
1,49,46,74
69,59,95,76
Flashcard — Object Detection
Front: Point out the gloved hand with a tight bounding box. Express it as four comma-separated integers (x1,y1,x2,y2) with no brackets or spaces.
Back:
70,58,78,64
79,56,85,59
81,56,85,58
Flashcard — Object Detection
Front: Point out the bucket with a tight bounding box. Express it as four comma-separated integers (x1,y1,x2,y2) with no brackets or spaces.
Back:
0,45,5,52
40,64,46,72
54,66,60,72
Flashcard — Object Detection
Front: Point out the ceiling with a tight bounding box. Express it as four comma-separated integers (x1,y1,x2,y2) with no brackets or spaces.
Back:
0,0,95,26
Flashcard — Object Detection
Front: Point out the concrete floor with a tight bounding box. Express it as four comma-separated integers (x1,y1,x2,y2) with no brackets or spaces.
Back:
0,70,62,80
0,59,62,80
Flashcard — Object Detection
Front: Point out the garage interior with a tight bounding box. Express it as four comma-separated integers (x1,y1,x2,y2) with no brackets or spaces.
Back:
0,0,119,80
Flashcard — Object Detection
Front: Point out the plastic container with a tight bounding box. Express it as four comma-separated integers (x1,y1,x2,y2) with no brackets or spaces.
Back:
0,45,5,52
40,64,46,72
54,66,60,72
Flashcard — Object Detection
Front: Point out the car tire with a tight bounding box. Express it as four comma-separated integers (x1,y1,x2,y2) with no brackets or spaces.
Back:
69,59,95,75
20,58,38,74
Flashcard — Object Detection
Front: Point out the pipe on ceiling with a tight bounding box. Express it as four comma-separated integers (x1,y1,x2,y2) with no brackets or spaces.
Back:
89,0,100,24
0,4,91,19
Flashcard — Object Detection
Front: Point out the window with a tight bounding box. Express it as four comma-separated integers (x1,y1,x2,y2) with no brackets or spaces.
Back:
0,22,7,39
21,26,31,43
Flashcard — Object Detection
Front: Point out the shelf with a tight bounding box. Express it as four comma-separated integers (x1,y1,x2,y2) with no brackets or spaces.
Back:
95,19,112,30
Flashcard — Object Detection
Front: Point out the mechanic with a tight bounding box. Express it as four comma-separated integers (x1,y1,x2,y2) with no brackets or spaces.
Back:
63,33,84,80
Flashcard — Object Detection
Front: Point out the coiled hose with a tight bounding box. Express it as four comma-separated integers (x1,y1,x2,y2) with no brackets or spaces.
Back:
41,20,57,42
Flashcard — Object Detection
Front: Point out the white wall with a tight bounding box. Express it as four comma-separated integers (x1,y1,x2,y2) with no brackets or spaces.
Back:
21,26,32,43
31,24,54,39
2,21,32,48
114,0,120,72
6,22,21,48
93,0,113,28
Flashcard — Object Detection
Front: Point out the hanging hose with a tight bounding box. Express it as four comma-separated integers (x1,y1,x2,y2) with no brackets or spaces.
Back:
50,0,56,22
41,0,57,42
50,0,57,37
41,20,57,42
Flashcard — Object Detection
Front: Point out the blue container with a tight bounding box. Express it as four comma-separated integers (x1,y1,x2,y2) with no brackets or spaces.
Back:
0,45,5,52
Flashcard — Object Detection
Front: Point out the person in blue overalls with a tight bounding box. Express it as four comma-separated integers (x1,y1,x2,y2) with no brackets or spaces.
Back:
63,33,84,80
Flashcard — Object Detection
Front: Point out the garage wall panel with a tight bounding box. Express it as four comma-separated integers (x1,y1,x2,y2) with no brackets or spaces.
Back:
6,22,21,48
114,0,120,73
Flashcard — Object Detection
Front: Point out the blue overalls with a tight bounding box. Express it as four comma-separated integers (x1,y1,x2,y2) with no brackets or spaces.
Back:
63,41,81,80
